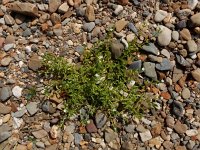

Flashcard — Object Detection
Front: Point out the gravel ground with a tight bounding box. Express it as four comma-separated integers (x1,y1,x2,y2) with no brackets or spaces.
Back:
0,0,200,150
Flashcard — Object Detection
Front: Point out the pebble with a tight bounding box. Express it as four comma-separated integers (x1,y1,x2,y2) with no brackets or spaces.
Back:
180,28,192,41
125,124,135,133
157,25,172,46
143,62,157,80
128,60,142,70
156,58,172,71
49,0,61,13
36,141,45,148
1,57,12,66
0,103,11,114
85,5,95,22
95,112,107,128
115,19,129,32
181,88,191,99
114,5,123,15
172,101,184,117
26,102,38,116
172,31,179,41
187,40,197,52
32,129,48,139
186,129,198,136
104,128,118,143
154,10,168,22
0,86,12,102
58,3,69,14
74,133,83,145
142,43,159,55
191,68,200,82
174,121,188,134
86,120,97,133
0,132,11,143
12,86,23,98
83,22,95,32
139,130,152,142
28,55,42,71
4,43,14,51
127,23,138,34
188,0,198,10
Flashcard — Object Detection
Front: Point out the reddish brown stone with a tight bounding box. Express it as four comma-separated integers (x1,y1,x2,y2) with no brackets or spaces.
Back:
117,0,129,5
86,120,97,133
175,84,182,93
161,92,171,100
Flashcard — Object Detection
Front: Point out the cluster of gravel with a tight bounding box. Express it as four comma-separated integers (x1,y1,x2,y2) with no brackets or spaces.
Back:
0,0,200,149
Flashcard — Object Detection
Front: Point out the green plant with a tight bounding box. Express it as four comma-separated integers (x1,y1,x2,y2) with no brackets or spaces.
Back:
25,86,37,100
41,32,153,121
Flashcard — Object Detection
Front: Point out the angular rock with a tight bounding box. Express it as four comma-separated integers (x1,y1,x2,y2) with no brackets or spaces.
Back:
74,133,83,145
4,14,15,25
143,62,157,80
86,120,97,133
157,25,172,46
105,128,118,143
142,43,159,55
128,60,142,70
139,130,152,142
188,0,198,10
26,102,38,116
172,101,184,117
115,19,128,32
156,58,172,71
58,3,69,14
7,2,39,17
50,13,61,25
49,0,61,13
83,22,95,32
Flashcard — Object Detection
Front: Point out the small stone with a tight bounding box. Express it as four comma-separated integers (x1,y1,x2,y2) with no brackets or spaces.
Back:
12,86,23,98
176,54,191,67
175,146,187,150
115,19,128,32
41,101,56,114
0,132,11,143
161,92,171,100
187,40,197,52
0,103,11,114
149,136,163,149
1,57,12,66
176,9,191,20
86,120,97,133
127,23,138,34
26,102,38,116
28,55,42,71
4,44,14,52
172,31,179,41
32,129,48,139
75,45,84,54
154,10,168,22
111,40,124,59
191,68,200,82
83,22,95,32
74,133,83,145
125,124,135,133
139,130,152,142
157,25,172,46
142,43,159,55
156,58,172,71
49,0,61,13
174,121,187,134
126,33,135,42
186,129,198,136
50,13,61,25
95,112,107,128
0,86,12,102
191,13,200,26
166,116,175,128
12,107,26,118
36,141,45,148
128,60,142,70
58,3,69,14
114,5,123,15
188,0,198,10
143,62,157,80
50,125,59,139
161,49,170,59
46,144,58,150
104,128,118,143
16,145,27,150
4,14,15,25
85,5,95,22
180,28,192,41
117,0,129,5
172,101,184,117
181,88,190,99
22,28,32,37
163,141,173,149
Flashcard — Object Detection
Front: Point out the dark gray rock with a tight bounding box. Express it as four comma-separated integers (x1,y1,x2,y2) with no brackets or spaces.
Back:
128,60,142,70
172,101,184,117
127,23,138,35
176,54,191,67
22,28,32,37
74,133,83,145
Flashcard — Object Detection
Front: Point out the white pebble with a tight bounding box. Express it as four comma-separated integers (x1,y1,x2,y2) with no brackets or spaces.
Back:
12,86,23,98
